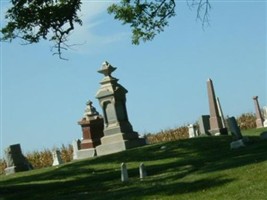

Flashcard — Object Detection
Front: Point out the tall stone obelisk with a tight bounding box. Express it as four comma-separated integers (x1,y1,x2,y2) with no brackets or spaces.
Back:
253,96,264,128
207,78,227,135
95,61,146,156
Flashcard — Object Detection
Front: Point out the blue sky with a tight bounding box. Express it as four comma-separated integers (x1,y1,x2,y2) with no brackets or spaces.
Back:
0,1,266,156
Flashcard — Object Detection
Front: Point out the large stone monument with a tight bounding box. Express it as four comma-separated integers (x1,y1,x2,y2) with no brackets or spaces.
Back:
252,96,264,128
206,79,227,135
73,100,104,160
95,61,146,156
4,144,33,175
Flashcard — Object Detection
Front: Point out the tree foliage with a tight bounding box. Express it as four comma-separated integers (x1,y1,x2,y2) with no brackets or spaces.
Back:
1,0,211,59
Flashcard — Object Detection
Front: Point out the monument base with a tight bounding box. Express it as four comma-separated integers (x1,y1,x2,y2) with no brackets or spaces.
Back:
96,133,146,156
80,139,101,149
256,119,264,128
73,148,96,160
209,128,228,136
4,166,16,175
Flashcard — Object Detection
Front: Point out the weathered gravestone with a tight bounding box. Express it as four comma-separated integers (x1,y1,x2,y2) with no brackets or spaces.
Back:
4,144,33,175
52,150,63,166
121,163,128,182
198,115,210,135
206,79,227,135
95,61,146,156
252,96,264,128
188,124,198,138
226,116,243,140
139,163,147,179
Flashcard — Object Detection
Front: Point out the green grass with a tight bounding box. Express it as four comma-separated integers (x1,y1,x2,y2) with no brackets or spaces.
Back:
0,127,267,200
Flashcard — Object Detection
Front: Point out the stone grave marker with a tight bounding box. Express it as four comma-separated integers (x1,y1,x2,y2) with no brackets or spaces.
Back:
52,150,63,166
226,116,243,140
121,163,128,182
188,124,198,138
4,144,33,175
139,163,147,179
198,115,210,135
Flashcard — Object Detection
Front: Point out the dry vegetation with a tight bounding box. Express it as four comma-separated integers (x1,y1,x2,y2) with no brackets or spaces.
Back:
236,112,256,130
0,112,261,174
145,126,189,144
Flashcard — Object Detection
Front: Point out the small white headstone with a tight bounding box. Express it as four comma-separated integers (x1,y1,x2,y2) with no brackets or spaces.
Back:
230,139,245,149
139,163,147,179
121,163,128,182
263,120,267,128
72,139,81,160
52,150,63,166
188,124,197,138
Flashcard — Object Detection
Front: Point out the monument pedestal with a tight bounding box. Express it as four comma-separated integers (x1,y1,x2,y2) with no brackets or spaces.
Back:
96,132,146,156
209,127,228,136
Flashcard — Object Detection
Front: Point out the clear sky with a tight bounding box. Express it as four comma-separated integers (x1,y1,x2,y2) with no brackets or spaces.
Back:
0,1,266,157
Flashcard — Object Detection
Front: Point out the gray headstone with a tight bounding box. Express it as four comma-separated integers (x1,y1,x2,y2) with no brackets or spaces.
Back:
52,150,63,166
226,116,243,140
121,162,128,182
4,144,33,175
198,115,210,135
139,163,147,179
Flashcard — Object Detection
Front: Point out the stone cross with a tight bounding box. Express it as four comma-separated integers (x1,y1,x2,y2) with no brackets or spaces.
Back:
121,163,128,182
226,116,243,140
139,163,147,179
253,96,264,128
52,150,63,166
206,79,227,135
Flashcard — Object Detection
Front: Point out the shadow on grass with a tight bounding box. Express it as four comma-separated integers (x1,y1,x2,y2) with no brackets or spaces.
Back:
0,134,266,199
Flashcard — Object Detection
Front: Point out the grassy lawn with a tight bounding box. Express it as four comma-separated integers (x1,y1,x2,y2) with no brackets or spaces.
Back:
0,127,267,200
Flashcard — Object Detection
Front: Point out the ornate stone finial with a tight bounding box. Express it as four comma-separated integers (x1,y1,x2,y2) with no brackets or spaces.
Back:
98,61,117,77
83,100,99,120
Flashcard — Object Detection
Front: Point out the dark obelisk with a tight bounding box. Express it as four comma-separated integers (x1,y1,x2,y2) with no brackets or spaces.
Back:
207,78,227,135
253,96,264,128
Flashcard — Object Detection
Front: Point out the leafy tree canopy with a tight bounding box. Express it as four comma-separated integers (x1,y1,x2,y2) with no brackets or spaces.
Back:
1,0,210,59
